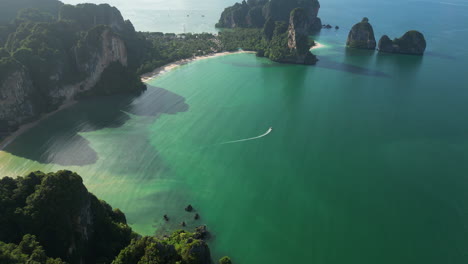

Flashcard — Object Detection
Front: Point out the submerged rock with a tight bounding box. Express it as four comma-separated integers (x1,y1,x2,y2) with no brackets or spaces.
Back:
378,31,426,55
219,256,233,264
185,204,194,212
194,225,210,240
346,17,376,50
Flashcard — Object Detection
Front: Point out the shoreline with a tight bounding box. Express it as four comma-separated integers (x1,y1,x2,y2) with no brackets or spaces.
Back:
0,51,254,150
311,41,325,50
141,50,256,82
0,100,77,151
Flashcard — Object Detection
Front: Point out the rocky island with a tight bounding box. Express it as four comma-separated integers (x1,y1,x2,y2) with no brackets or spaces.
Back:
346,17,376,49
378,31,427,55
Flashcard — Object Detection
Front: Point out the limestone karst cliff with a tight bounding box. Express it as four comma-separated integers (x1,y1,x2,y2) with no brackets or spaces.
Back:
284,8,318,64
0,3,146,140
378,31,426,55
217,0,322,33
0,60,38,134
346,17,376,50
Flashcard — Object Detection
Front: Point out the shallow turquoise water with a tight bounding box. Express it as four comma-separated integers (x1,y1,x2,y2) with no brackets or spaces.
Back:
2,0,468,263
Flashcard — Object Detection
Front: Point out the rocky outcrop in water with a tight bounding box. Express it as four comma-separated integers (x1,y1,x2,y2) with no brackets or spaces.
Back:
378,31,426,55
217,0,322,32
284,8,318,64
346,17,376,50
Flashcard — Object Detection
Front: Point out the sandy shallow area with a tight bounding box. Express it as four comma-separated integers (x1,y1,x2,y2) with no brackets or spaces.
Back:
141,50,256,82
310,42,325,50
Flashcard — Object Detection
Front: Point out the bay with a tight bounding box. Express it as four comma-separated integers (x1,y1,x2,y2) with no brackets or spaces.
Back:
2,0,468,263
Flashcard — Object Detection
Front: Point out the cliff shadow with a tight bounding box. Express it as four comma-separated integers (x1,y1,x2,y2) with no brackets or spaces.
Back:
425,51,456,61
344,48,376,64
375,52,423,77
223,54,390,78
316,56,391,78
3,85,189,166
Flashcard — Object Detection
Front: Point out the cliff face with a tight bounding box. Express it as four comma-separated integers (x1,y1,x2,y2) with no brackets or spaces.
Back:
0,28,132,137
288,8,312,53
264,0,321,31
273,8,317,65
217,1,253,28
59,3,129,32
378,31,426,55
346,18,376,50
0,3,145,140
61,27,129,100
217,0,321,32
0,61,39,132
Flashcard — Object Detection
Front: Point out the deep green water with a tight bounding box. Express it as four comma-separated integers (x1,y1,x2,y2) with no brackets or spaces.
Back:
2,0,468,263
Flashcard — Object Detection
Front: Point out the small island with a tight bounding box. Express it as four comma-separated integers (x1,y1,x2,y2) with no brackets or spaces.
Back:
378,31,427,55
346,17,427,55
346,17,376,50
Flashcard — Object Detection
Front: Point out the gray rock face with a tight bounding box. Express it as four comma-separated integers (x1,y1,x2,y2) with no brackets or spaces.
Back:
378,31,426,55
66,27,128,99
346,18,376,50
0,28,129,139
284,8,318,65
0,62,39,132
217,0,322,32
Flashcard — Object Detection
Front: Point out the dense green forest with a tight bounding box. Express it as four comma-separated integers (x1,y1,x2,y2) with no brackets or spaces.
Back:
0,171,231,264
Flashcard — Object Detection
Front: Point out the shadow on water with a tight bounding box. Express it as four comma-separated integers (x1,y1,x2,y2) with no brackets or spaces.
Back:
4,85,189,166
224,55,390,78
375,52,424,77
425,51,457,60
317,56,391,78
280,66,308,106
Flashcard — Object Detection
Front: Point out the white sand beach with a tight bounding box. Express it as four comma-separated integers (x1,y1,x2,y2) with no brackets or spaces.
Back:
140,50,256,82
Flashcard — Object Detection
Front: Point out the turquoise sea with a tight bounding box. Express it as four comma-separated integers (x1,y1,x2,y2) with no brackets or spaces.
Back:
2,0,468,263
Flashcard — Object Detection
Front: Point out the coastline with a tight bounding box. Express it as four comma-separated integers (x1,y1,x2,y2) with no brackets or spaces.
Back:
0,51,254,150
141,50,256,83
0,100,77,151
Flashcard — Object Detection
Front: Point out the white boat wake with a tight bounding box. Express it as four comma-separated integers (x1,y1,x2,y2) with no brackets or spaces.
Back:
221,127,273,145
